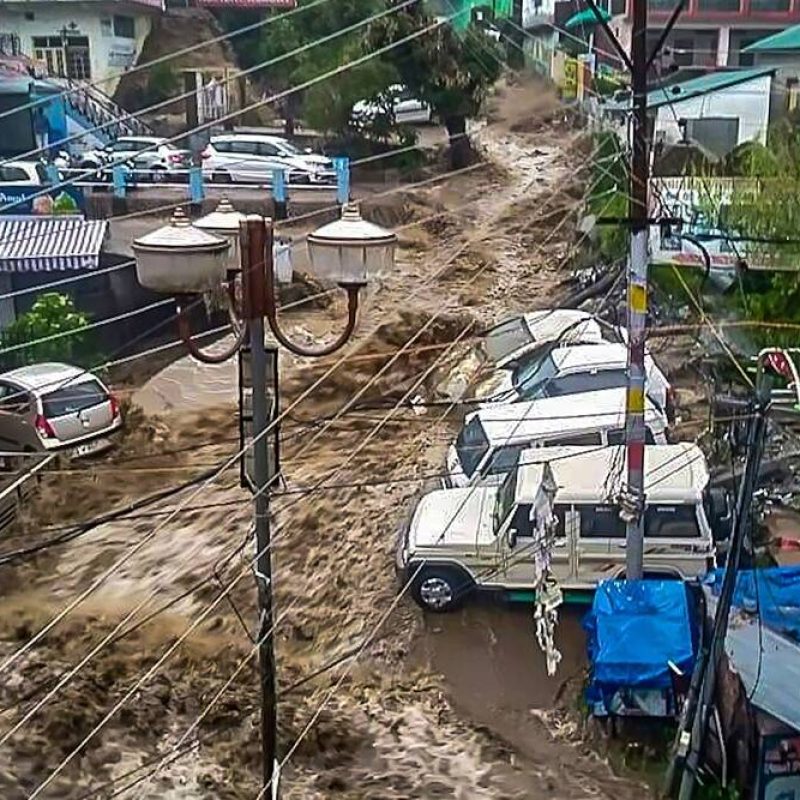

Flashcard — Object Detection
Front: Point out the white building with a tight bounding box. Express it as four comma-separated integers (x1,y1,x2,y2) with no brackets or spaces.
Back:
604,67,774,160
0,0,163,95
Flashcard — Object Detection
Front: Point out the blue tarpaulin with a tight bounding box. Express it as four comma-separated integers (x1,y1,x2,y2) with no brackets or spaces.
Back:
585,580,695,695
705,566,800,644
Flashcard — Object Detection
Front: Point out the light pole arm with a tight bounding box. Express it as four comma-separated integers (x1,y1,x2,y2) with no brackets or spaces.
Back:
176,292,247,364
259,218,360,358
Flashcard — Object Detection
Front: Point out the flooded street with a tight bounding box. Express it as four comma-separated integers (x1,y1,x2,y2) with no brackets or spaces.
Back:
0,78,650,799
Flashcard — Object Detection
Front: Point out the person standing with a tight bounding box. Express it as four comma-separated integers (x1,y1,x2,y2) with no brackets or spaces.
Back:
33,106,49,153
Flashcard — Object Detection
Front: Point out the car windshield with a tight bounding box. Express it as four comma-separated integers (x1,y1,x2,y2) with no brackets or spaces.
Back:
455,417,490,477
493,469,517,534
484,317,532,363
42,379,107,418
521,369,629,400
512,352,558,396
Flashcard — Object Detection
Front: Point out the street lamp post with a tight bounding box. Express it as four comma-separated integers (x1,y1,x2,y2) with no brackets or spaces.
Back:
132,202,397,798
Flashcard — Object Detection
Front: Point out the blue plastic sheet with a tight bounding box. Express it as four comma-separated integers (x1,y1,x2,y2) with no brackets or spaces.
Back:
584,580,695,692
705,566,800,644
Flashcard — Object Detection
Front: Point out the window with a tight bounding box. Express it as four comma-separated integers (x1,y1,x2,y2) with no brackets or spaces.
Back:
645,505,701,538
493,470,518,534
539,369,629,398
111,139,145,152
751,0,790,9
510,503,533,537
541,431,602,446
553,505,568,539
0,384,31,414
685,118,740,159
455,417,490,477
256,142,279,157
0,166,29,182
42,380,107,418
610,0,626,13
113,15,136,38
512,352,558,397
485,444,526,475
607,427,658,445
212,139,232,153
697,0,740,10
578,504,626,538
484,316,531,363
36,163,49,184
230,140,260,155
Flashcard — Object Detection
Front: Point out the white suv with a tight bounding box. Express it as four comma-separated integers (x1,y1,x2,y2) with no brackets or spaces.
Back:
201,134,335,185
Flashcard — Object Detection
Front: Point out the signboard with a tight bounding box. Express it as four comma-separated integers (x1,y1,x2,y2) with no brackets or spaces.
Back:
650,177,797,272
756,734,800,800
0,185,84,216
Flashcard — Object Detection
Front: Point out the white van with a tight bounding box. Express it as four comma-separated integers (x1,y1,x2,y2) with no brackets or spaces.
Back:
399,444,720,612
445,387,669,488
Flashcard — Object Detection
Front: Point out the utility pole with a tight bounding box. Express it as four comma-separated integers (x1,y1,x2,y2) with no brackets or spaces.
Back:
241,217,279,794
672,397,767,799
622,0,650,579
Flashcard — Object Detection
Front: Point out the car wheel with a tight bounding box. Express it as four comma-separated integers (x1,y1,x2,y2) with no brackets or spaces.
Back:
411,565,472,613
213,170,232,184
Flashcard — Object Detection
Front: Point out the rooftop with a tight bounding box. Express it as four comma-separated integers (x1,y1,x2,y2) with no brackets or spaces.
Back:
0,362,87,392
518,443,709,503
743,25,800,53
471,387,662,443
604,68,774,112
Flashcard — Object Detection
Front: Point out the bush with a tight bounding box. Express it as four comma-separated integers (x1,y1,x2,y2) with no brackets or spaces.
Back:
1,293,93,369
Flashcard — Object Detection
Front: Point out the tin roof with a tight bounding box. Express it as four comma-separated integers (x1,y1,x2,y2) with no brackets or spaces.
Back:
743,25,800,53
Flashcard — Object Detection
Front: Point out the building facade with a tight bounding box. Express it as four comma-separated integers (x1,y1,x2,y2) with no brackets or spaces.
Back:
0,0,162,95
611,0,800,68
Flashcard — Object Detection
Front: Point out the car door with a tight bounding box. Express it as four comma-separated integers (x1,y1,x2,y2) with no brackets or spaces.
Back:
227,140,263,183
642,504,712,579
575,503,627,585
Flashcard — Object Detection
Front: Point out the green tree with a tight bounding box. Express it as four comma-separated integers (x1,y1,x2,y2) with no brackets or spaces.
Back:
367,4,504,168
1,293,91,368
220,0,389,135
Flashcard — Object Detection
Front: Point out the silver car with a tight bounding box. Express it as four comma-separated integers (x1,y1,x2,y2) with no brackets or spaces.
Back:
0,363,123,456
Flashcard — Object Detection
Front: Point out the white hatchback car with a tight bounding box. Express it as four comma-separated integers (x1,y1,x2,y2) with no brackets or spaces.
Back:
201,134,335,185
0,363,123,456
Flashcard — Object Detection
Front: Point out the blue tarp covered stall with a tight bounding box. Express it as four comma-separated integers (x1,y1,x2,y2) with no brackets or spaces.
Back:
584,580,696,717
705,566,800,644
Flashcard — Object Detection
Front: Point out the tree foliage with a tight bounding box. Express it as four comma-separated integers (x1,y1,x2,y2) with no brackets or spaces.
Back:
367,3,503,166
1,293,90,368
217,0,503,159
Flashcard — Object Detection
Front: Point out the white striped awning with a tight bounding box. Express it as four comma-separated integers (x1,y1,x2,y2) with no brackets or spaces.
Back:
0,217,108,272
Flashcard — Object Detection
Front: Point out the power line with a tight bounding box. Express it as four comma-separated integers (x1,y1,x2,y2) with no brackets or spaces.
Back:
2,0,418,170
0,12,452,215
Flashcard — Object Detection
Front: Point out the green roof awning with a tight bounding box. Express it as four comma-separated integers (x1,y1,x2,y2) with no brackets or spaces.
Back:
564,7,611,29
743,24,800,53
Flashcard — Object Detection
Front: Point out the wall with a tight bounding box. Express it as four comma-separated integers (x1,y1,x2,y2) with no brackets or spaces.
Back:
653,73,772,149
0,3,154,95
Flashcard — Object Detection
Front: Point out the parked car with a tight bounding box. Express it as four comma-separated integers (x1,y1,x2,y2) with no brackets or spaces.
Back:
0,161,49,187
0,363,123,457
483,342,676,421
399,443,721,612
352,84,432,126
445,387,669,488
201,133,335,185
80,136,190,182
